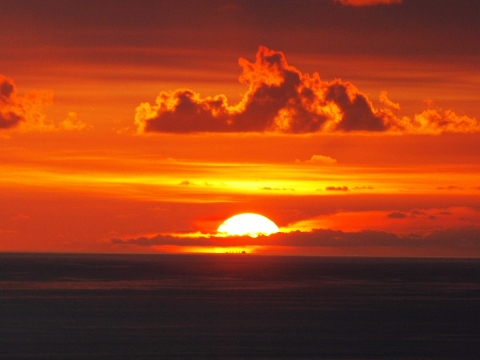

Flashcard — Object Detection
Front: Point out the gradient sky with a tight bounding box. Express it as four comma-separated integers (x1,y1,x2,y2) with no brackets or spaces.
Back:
1,0,480,256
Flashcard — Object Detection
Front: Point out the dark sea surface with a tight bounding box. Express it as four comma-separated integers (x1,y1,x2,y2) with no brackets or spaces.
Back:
0,253,479,359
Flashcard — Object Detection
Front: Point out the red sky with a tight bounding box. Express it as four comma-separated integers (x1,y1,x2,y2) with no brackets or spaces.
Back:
1,0,480,256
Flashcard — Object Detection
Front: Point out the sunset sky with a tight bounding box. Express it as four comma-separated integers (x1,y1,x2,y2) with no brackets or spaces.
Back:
1,0,480,256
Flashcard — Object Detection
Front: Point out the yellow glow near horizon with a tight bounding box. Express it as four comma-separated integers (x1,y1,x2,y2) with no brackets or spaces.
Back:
217,213,280,237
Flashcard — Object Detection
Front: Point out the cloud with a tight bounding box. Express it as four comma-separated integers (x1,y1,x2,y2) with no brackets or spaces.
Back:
136,47,478,135
0,74,89,132
261,187,295,191
335,0,403,6
57,112,89,131
410,209,427,216
412,108,479,134
305,155,337,165
437,186,463,191
287,207,480,235
0,74,57,131
111,226,480,256
325,186,349,191
379,91,400,111
387,211,407,219
135,47,386,133
0,75,26,129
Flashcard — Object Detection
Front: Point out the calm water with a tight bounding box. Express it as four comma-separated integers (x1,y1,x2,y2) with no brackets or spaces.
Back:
0,253,479,359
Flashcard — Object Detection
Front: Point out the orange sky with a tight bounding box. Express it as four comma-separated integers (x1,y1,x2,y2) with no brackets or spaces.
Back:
1,0,480,256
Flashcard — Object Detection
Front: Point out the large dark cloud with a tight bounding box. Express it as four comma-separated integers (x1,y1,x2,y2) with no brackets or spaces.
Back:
136,47,479,134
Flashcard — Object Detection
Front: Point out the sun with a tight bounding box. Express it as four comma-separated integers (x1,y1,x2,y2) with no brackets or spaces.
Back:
217,213,280,237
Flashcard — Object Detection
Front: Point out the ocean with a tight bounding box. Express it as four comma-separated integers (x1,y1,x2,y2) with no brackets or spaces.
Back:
0,253,479,359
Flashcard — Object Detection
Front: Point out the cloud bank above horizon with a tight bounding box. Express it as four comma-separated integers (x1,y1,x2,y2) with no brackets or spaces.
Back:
135,47,478,135
111,226,480,257
111,206,480,256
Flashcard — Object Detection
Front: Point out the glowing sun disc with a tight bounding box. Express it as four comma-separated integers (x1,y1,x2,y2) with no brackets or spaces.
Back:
217,213,279,237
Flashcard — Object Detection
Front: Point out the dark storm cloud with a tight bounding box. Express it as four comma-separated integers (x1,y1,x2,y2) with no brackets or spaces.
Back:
136,47,479,135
